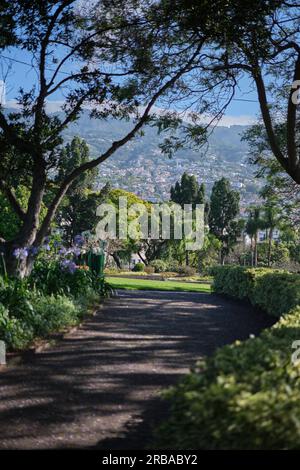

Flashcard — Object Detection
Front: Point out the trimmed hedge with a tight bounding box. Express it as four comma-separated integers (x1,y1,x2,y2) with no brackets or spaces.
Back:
157,266,300,449
212,266,300,317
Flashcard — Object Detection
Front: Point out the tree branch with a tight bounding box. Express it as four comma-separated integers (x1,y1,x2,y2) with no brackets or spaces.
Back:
0,179,26,221
253,70,288,171
287,53,300,172
36,44,204,244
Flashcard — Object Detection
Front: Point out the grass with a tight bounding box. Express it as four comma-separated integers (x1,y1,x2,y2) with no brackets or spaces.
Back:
106,276,212,293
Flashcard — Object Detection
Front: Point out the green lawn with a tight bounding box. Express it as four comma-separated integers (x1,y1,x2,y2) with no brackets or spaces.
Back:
107,276,212,293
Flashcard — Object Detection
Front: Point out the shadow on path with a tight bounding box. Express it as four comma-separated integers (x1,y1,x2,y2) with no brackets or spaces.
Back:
0,290,275,449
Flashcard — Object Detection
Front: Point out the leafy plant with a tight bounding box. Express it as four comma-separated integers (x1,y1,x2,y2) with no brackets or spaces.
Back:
150,259,167,273
132,262,145,272
157,266,300,449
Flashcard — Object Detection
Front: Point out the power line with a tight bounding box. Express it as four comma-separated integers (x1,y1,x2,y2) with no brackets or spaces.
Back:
232,98,258,103
0,53,259,103
0,54,69,76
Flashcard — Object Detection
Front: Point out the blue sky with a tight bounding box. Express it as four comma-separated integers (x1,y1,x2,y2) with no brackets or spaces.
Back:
1,49,260,127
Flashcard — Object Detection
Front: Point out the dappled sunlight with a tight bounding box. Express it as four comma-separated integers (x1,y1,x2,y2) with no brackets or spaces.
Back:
0,290,273,449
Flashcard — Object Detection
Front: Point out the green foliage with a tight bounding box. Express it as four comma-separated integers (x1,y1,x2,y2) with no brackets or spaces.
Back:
29,259,98,297
150,259,167,273
157,266,300,449
177,265,197,276
0,255,104,350
55,137,110,244
209,178,241,262
170,172,205,207
0,277,85,350
157,306,300,450
165,259,180,273
198,233,222,272
132,262,144,272
212,265,300,317
257,241,290,267
0,186,29,241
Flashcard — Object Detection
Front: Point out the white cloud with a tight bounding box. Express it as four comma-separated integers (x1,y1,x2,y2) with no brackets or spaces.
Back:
217,114,256,127
5,99,256,127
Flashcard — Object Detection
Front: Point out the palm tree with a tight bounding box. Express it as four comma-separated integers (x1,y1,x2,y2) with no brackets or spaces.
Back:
263,203,281,267
246,207,263,267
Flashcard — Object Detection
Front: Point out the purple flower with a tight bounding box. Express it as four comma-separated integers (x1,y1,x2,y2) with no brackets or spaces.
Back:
73,247,81,257
68,262,78,274
74,234,84,246
59,247,67,255
30,246,39,256
13,248,29,260
60,259,78,274
42,244,51,251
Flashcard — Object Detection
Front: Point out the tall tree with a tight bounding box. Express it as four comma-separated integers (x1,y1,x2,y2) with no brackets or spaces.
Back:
262,202,282,267
245,207,264,267
0,0,208,277
170,172,206,265
170,172,205,207
244,124,300,227
142,0,300,185
209,178,241,264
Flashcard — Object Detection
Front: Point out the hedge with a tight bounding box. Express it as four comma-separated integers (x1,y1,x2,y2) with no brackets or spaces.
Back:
156,266,300,449
212,266,300,317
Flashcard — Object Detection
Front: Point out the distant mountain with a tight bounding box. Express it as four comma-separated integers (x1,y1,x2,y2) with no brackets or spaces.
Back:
63,112,260,205
64,112,249,163
3,107,260,205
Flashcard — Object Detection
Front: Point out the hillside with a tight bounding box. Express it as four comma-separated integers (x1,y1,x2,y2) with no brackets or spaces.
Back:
3,107,260,206
64,112,260,206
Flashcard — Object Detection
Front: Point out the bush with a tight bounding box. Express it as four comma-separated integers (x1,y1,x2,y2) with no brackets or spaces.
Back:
157,306,300,449
144,265,155,274
132,262,144,272
30,259,98,296
0,278,85,351
150,259,167,273
166,260,180,272
31,295,83,337
212,265,300,317
0,302,34,350
157,266,300,449
177,265,197,276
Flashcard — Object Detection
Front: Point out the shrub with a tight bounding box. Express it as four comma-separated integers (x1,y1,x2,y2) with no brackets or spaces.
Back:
0,282,84,351
144,265,155,274
157,306,300,449
177,265,197,276
150,259,167,273
166,260,180,272
212,265,300,317
31,294,83,337
30,259,97,296
157,266,300,449
132,262,145,272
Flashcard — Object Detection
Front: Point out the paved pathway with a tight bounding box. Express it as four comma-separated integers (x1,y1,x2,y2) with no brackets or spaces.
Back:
0,290,274,449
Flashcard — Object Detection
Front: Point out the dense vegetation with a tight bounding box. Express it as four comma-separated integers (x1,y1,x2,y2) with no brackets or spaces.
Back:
0,238,106,351
157,266,300,449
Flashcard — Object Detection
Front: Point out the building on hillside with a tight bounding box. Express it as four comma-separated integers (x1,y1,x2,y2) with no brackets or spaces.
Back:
243,228,281,246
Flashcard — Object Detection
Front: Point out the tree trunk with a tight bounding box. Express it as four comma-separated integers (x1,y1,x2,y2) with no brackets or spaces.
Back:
112,252,122,270
220,248,225,265
268,228,273,267
254,232,258,267
1,242,36,278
